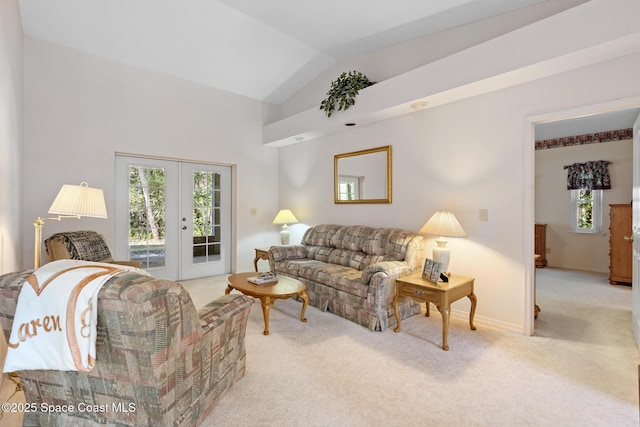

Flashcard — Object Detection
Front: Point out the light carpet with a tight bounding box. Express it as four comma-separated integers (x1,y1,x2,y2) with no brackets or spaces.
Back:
185,268,640,427
0,268,637,426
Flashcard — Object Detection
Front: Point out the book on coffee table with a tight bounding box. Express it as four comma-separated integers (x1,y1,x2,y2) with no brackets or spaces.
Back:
247,272,278,285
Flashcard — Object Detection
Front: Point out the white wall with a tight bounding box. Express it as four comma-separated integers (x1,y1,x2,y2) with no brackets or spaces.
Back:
535,139,633,272
278,52,640,333
23,37,280,273
0,0,23,381
0,0,23,274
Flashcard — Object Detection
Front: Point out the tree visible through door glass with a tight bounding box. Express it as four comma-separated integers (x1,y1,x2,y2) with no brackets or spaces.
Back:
128,166,166,268
192,171,222,264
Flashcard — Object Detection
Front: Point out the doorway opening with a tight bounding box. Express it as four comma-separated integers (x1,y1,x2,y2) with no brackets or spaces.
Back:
525,96,640,339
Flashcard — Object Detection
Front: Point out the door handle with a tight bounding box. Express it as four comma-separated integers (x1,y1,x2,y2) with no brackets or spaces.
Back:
182,226,187,230
624,235,634,242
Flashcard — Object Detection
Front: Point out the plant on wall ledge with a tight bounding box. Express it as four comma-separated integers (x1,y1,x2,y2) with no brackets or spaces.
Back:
320,71,375,117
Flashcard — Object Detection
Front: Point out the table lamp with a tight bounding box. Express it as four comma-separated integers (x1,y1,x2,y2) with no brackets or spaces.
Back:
419,211,467,274
33,182,108,268
272,209,298,245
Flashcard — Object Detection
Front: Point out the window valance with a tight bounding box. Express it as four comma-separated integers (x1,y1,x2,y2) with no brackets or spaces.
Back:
563,160,611,190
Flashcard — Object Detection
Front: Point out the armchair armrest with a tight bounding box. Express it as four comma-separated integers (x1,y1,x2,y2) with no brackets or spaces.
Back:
197,294,254,330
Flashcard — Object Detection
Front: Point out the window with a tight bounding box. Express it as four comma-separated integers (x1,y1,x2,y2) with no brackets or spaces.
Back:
570,189,602,233
338,175,362,200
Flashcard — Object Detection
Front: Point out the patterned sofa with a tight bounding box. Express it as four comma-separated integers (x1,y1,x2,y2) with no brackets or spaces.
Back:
268,224,425,331
0,268,253,426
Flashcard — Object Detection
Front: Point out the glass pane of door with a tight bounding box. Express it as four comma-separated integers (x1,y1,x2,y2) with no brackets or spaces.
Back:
192,170,221,264
128,166,166,268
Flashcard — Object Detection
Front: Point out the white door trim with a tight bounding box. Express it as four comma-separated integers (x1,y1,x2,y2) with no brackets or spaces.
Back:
524,95,640,337
632,112,640,349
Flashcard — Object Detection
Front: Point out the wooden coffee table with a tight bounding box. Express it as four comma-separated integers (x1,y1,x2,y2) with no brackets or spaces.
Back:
226,272,308,335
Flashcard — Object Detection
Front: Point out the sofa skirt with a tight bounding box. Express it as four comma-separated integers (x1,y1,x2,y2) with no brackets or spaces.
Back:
283,274,421,331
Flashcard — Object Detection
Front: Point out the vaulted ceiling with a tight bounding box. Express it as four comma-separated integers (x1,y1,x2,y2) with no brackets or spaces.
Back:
20,0,580,105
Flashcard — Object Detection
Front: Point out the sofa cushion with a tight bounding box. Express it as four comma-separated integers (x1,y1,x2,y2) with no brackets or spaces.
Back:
327,248,385,271
383,229,417,260
305,245,334,262
274,259,325,277
297,262,368,298
302,224,343,247
332,225,375,251
363,228,416,260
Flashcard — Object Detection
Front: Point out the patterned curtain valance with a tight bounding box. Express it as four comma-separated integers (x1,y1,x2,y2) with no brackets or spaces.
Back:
563,160,611,190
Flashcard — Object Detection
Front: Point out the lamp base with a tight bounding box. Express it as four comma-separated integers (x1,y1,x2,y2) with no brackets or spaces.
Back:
432,237,450,273
280,224,290,245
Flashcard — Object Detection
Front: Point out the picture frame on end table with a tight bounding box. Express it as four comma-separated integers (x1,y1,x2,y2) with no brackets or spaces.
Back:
422,258,443,283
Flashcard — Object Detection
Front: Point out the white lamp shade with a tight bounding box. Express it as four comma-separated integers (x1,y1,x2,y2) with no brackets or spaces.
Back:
272,209,298,225
48,182,108,218
419,211,467,237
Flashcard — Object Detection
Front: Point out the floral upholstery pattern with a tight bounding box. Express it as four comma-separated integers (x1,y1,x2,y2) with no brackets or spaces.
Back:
269,225,425,331
0,269,253,426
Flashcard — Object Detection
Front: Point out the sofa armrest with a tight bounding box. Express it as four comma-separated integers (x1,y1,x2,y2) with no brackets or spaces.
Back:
268,245,307,271
197,294,254,330
362,261,415,319
361,261,410,284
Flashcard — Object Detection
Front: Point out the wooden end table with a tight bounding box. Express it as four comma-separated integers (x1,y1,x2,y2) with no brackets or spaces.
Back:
393,272,477,351
254,247,270,272
226,272,308,335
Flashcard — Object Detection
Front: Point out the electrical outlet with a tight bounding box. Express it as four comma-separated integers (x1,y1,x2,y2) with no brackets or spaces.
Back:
546,247,551,254
479,209,488,222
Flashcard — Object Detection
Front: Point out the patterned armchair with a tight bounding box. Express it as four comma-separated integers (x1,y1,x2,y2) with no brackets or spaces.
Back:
45,230,141,268
0,269,253,426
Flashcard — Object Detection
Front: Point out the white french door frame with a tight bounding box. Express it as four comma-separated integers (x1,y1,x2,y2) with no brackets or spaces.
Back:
115,153,236,280
179,162,232,280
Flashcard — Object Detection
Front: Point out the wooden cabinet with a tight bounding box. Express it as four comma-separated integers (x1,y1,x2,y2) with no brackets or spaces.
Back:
609,204,632,285
534,224,547,268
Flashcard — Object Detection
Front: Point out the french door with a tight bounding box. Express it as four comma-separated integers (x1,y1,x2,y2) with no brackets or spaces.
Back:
115,155,232,280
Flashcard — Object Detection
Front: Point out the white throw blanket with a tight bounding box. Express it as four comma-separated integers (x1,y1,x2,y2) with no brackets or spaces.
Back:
3,260,141,372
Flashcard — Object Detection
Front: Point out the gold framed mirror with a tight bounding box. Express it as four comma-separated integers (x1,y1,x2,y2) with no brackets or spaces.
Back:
334,145,392,204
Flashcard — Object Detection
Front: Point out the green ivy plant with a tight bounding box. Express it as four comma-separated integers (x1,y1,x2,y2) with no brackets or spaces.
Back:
320,71,374,117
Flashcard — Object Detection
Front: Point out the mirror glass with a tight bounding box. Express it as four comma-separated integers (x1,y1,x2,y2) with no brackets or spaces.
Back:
334,145,391,204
